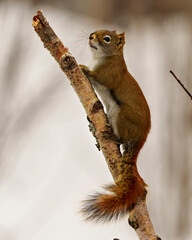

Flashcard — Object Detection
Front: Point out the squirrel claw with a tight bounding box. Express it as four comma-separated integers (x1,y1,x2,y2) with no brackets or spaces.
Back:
100,130,111,140
101,130,121,145
79,64,89,74
105,123,112,130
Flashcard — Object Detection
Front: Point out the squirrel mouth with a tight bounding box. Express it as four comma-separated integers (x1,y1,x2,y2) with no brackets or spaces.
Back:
89,42,98,50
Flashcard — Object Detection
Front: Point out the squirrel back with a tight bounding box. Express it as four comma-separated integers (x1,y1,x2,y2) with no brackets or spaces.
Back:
80,30,151,222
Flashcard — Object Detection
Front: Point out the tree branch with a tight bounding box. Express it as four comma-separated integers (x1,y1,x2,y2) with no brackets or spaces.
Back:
32,10,120,180
32,10,161,240
170,70,192,100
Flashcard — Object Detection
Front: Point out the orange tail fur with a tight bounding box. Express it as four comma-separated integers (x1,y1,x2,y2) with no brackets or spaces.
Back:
81,160,147,223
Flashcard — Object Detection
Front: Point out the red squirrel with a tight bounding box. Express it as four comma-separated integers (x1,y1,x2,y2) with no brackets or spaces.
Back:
80,30,151,222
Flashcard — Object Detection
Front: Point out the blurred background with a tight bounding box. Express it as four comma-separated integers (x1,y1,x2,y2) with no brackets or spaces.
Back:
0,0,192,239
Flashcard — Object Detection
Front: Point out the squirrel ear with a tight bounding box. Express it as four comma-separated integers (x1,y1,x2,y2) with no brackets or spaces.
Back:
118,32,125,41
116,32,125,49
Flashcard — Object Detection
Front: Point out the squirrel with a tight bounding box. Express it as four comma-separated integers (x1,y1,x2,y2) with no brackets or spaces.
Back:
80,30,151,222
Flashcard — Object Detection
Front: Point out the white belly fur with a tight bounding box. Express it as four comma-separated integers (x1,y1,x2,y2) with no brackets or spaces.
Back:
91,81,120,138
88,58,120,138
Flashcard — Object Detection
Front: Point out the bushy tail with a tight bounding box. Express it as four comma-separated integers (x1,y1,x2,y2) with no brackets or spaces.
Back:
81,163,147,223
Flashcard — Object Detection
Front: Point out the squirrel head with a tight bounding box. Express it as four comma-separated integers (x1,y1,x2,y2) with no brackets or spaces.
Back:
89,30,125,57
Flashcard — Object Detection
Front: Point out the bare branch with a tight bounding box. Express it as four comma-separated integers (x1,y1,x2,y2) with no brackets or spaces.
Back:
129,201,161,240
32,10,120,180
32,10,160,240
170,70,192,100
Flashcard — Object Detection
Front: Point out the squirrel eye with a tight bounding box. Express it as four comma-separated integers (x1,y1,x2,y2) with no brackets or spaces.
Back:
103,35,111,43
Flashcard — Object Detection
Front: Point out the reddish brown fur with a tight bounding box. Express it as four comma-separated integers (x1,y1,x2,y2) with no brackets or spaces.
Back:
80,30,150,222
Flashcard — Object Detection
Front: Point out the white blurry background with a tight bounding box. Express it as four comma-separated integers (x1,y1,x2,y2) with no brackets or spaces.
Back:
0,0,192,239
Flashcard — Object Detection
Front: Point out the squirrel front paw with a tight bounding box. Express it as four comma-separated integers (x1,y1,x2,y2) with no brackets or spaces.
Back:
79,64,90,75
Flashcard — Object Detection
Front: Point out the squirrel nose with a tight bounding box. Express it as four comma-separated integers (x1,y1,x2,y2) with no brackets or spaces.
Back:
89,33,95,40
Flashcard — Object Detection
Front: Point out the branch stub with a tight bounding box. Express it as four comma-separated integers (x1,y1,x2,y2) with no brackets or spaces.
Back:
60,54,76,71
128,216,139,230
